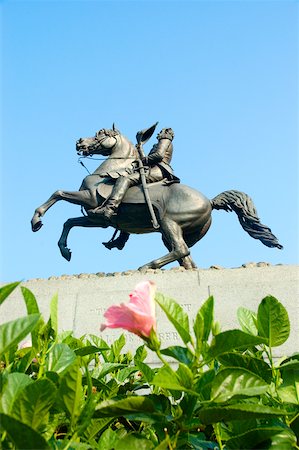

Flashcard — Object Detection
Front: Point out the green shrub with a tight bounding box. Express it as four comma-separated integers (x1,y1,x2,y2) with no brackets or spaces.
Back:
0,282,298,449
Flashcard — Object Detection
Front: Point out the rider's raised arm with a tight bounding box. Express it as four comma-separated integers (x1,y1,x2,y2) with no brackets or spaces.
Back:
143,128,174,166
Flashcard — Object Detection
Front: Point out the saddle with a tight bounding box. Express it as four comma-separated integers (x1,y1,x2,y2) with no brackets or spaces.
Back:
97,178,178,218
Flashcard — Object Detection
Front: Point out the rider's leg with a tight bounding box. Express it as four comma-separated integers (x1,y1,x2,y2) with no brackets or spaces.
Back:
100,167,166,240
90,166,164,222
90,175,137,220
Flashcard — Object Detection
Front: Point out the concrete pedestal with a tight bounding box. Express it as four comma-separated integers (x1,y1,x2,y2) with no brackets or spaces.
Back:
1,264,298,361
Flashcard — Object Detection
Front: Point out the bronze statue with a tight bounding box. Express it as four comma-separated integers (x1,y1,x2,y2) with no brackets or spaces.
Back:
31,124,283,270
101,125,178,250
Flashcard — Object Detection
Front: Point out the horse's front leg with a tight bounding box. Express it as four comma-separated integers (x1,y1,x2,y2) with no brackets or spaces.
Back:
31,189,98,232
58,216,102,261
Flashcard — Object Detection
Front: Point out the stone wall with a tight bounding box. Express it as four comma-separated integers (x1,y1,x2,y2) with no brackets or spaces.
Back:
1,264,298,362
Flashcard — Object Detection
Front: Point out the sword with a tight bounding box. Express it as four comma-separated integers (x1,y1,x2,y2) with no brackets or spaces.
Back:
136,122,160,229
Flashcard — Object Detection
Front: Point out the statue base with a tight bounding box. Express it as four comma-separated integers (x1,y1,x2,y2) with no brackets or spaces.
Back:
1,264,298,362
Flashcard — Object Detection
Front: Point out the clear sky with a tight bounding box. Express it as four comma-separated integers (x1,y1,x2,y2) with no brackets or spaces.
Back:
1,0,298,283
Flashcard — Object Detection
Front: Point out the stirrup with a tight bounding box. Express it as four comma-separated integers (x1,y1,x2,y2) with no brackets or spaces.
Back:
93,206,116,220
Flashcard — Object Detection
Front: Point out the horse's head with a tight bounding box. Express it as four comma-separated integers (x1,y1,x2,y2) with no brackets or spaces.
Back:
76,126,120,157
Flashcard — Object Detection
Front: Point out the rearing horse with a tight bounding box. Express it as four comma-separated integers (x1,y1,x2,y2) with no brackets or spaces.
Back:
31,126,283,270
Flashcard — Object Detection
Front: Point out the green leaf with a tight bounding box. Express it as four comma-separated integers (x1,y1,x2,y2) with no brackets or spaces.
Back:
237,306,258,335
269,426,298,449
0,282,20,306
152,365,186,391
211,368,269,402
279,354,299,370
197,403,288,424
135,360,155,383
94,396,158,418
21,287,44,348
177,363,194,389
45,371,59,386
193,311,204,354
11,378,57,431
86,334,109,350
154,438,169,450
160,346,193,365
218,353,272,383
116,367,138,383
155,293,191,344
110,333,126,359
74,345,109,356
59,361,83,428
82,417,113,441
0,314,40,356
50,293,58,338
0,413,50,449
46,343,76,374
0,373,33,414
199,296,214,342
194,370,215,401
134,345,147,363
76,393,98,437
21,286,40,315
178,433,215,450
226,425,297,449
279,388,299,409
207,329,266,359
97,427,119,450
278,368,299,404
115,433,154,450
97,362,126,379
257,296,290,347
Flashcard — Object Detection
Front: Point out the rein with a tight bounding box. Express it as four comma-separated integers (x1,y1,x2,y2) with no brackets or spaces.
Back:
77,155,137,174
78,155,137,161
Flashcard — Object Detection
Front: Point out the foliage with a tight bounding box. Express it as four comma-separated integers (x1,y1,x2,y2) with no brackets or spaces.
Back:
0,282,298,449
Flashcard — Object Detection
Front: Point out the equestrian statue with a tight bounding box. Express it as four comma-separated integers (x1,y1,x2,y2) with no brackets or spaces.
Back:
31,123,283,270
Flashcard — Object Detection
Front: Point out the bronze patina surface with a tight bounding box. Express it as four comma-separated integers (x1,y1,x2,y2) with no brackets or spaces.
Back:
31,124,282,270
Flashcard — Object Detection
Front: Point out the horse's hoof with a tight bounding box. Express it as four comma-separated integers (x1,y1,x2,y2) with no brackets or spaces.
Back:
31,218,43,232
138,264,152,273
60,247,72,261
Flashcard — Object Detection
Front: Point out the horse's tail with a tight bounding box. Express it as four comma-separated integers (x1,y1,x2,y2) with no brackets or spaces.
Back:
211,190,283,249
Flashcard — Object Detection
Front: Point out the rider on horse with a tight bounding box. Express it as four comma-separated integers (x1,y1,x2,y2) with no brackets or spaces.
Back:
94,127,179,222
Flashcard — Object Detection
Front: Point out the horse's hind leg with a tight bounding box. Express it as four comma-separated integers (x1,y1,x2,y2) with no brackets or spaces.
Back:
31,189,98,231
162,236,196,269
139,218,190,270
58,216,103,261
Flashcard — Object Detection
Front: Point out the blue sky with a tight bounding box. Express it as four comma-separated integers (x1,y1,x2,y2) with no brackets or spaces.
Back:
1,0,298,282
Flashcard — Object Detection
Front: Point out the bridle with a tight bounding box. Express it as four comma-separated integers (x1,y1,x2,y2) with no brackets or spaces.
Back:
77,132,138,173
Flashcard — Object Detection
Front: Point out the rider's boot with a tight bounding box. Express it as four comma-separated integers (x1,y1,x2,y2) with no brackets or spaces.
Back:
102,231,130,250
91,177,133,221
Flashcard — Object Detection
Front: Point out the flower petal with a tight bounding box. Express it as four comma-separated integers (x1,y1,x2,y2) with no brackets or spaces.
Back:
100,281,157,338
128,281,156,317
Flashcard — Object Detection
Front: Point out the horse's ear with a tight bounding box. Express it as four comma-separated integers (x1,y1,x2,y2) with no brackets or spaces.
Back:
112,123,116,131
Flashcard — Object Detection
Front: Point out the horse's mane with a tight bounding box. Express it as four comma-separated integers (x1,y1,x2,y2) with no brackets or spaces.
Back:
100,128,120,138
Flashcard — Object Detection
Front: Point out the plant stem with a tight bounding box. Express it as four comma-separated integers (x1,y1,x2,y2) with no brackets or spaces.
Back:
37,339,49,379
214,423,224,450
289,411,299,425
1,431,7,442
63,432,78,450
156,349,169,367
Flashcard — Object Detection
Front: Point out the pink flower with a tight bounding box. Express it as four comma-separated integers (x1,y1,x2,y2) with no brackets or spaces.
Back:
100,281,156,339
